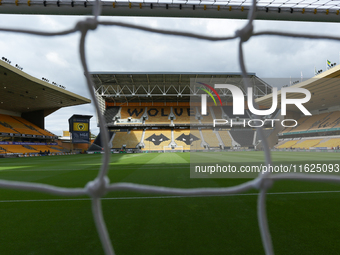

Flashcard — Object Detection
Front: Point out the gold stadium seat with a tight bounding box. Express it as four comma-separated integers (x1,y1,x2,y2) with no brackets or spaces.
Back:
0,114,56,137
189,129,205,150
112,130,143,148
292,139,322,149
218,130,233,147
201,129,219,147
173,107,196,124
276,140,298,149
314,138,340,148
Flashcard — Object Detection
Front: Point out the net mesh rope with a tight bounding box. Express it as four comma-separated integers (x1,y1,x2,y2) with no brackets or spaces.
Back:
1,1,340,255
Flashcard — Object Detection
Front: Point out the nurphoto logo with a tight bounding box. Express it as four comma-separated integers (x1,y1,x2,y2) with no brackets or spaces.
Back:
199,84,311,128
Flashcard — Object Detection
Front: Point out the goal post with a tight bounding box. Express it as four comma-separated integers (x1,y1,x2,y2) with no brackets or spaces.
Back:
2,0,340,254
163,145,183,153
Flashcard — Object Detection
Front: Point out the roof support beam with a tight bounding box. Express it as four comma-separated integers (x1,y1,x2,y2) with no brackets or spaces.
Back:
0,1,339,22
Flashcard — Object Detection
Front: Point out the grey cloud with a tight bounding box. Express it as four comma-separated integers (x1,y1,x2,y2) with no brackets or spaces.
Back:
1,15,340,136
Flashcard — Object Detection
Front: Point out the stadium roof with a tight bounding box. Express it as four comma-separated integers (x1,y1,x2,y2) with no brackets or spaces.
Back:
256,64,340,113
0,0,339,22
91,72,272,105
0,60,91,116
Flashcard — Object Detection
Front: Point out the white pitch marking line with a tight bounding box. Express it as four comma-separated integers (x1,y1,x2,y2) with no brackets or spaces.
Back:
0,190,340,203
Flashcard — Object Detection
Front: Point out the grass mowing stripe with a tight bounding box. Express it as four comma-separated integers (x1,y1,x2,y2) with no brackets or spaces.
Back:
2,165,189,172
1,152,340,255
1,190,340,203
0,166,31,171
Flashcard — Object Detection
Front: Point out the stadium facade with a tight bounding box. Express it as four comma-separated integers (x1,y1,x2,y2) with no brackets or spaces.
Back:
89,69,340,153
89,72,279,153
0,59,91,156
258,65,340,151
2,62,340,156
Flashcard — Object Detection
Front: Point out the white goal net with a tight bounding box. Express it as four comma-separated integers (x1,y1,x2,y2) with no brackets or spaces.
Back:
1,1,340,255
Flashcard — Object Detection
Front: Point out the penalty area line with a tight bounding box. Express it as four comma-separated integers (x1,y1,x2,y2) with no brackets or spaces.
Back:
0,190,340,203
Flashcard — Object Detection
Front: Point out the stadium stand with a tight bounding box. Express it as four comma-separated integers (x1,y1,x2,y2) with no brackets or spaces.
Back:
282,116,308,133
145,107,171,124
212,106,224,119
120,107,145,119
255,129,274,142
104,106,120,124
201,129,220,148
95,103,260,151
283,112,340,134
0,57,91,157
0,121,17,134
275,140,287,147
316,138,340,148
0,114,41,136
190,108,200,124
0,146,6,154
0,114,56,137
49,145,66,152
173,130,191,150
308,112,340,130
229,129,255,147
91,73,275,152
309,112,334,130
218,130,233,147
222,106,250,119
276,140,298,149
1,145,35,154
173,107,195,124
88,131,115,152
0,113,69,155
189,129,205,150
31,145,63,153
13,116,55,137
143,130,172,150
292,139,323,149
200,107,214,124
276,137,340,150
112,131,143,149
291,113,329,132
0,144,65,155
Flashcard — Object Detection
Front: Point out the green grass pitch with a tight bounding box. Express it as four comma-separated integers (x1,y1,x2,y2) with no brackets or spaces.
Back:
0,151,340,254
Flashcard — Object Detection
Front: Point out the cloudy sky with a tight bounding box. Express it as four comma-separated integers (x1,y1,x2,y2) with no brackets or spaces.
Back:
0,13,339,136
